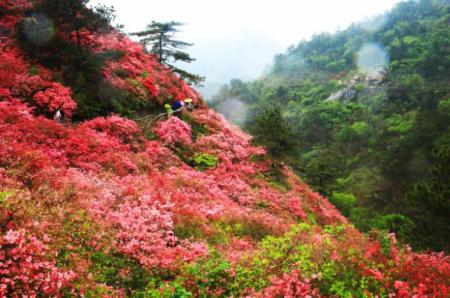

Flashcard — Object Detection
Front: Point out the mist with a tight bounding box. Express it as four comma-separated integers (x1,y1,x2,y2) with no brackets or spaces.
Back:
90,0,403,100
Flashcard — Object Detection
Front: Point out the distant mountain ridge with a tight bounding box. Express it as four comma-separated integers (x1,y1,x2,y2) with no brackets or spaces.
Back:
211,0,450,253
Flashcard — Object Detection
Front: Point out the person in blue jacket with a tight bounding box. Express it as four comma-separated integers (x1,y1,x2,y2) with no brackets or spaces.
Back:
171,99,184,116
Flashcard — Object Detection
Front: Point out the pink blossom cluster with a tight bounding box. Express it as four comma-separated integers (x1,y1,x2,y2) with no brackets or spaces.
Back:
253,270,321,298
154,116,193,146
192,109,265,163
0,43,77,117
0,229,76,297
89,32,199,104
80,115,144,147
0,0,32,11
33,82,77,116
108,195,176,267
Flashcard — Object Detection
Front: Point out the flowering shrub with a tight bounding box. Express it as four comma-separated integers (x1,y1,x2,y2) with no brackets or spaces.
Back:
1,81,449,298
0,48,28,90
0,229,75,296
90,31,200,105
80,115,144,147
254,270,321,298
33,82,77,117
0,0,33,12
0,41,77,116
154,116,193,146
108,196,178,268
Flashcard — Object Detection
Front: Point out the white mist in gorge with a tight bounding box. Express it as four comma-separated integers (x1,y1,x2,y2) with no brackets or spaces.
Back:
356,43,389,75
90,0,403,98
215,98,248,126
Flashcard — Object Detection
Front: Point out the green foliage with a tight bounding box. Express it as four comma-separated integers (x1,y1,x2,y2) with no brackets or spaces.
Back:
191,153,218,171
180,114,209,140
260,164,291,192
438,98,450,114
249,106,298,161
183,251,232,297
90,250,151,295
215,216,280,242
330,192,356,217
386,112,417,134
0,190,13,208
372,213,414,243
139,281,193,298
349,207,377,232
256,200,268,209
405,142,450,251
173,213,205,240
211,0,450,251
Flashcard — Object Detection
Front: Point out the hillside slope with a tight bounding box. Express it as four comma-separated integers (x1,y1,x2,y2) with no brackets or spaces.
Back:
0,0,449,297
211,0,450,252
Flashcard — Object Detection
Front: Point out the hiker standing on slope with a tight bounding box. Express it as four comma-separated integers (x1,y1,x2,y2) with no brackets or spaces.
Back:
171,99,184,116
164,103,174,118
164,98,195,118
184,98,194,111
54,109,64,124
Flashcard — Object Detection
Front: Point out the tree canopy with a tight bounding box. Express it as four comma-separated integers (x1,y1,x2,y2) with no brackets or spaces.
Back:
211,0,450,252
132,21,205,87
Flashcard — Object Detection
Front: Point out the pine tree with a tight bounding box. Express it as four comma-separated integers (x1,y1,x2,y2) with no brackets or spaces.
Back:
250,106,299,161
132,21,205,86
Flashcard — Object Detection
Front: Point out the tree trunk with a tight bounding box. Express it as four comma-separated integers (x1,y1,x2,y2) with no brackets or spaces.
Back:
158,34,163,64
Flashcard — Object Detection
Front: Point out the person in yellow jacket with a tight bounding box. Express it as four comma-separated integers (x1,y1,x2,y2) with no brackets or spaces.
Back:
184,98,194,111
164,98,194,118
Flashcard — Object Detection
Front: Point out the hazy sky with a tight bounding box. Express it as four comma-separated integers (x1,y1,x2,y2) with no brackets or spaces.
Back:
90,0,403,97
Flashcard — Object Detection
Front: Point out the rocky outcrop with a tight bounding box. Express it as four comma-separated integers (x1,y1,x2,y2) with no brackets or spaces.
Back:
327,71,386,102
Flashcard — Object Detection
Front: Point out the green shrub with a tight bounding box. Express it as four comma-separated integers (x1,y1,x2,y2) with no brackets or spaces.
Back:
330,192,356,217
0,190,13,208
183,251,232,297
371,213,414,243
137,280,193,298
191,153,218,171
181,114,209,140
174,213,206,240
90,250,150,295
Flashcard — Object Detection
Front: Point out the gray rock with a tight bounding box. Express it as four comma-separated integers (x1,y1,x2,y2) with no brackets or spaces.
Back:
327,88,357,102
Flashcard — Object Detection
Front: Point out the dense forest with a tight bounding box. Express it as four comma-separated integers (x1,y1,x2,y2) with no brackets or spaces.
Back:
211,0,450,252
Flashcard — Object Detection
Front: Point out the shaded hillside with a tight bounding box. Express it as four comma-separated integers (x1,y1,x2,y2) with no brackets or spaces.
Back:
211,0,450,252
0,0,449,297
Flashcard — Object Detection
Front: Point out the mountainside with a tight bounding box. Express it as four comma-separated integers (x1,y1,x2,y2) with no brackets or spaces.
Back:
212,0,450,252
0,0,449,297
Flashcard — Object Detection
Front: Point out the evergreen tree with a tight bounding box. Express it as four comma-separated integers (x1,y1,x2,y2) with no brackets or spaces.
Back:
250,106,299,161
132,21,205,86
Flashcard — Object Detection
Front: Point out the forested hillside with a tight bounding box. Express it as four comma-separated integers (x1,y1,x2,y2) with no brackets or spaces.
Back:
212,0,450,252
0,0,449,296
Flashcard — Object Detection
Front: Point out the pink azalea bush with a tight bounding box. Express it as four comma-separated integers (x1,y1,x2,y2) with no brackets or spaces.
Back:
0,229,76,296
90,31,200,104
253,270,321,298
0,44,77,117
154,116,193,146
32,82,76,117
